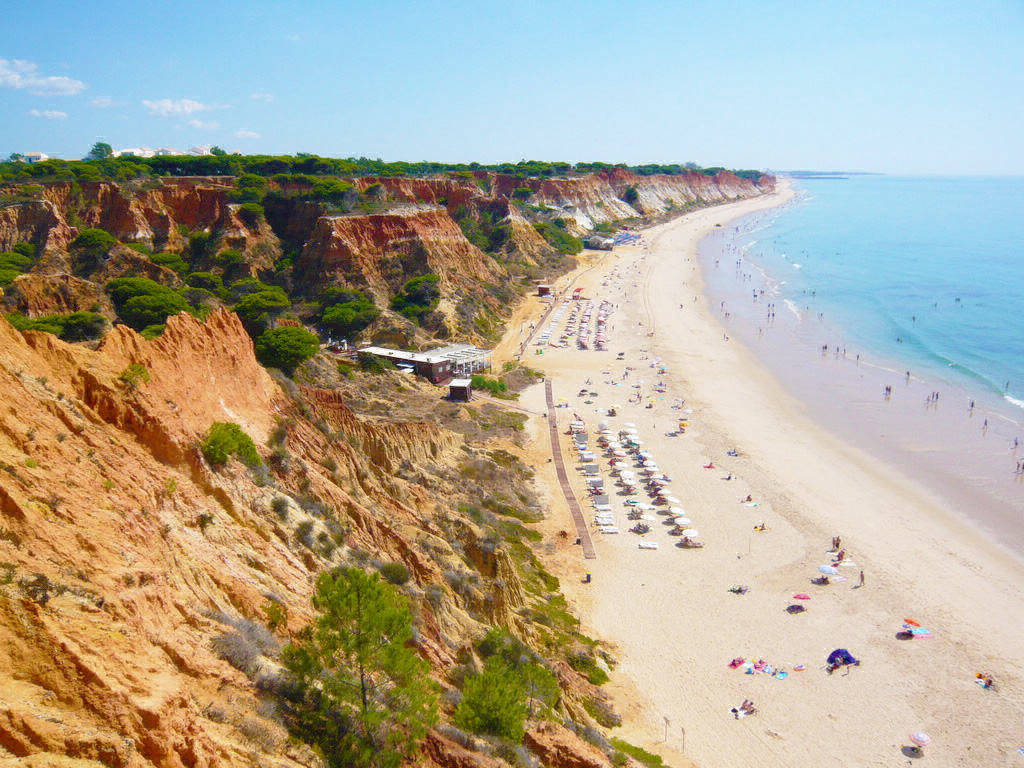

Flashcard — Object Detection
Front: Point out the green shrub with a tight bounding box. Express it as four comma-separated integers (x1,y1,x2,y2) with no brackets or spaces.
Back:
230,280,290,330
201,421,261,467
140,324,165,339
320,288,379,337
70,228,116,275
118,363,150,390
238,202,265,226
512,186,533,201
357,351,395,374
214,249,244,267
5,310,107,341
151,252,188,274
470,374,508,397
533,220,583,255
609,738,665,768
0,250,32,286
378,561,411,585
254,326,319,373
186,271,224,293
106,277,191,330
454,657,527,741
57,311,108,341
622,185,639,205
390,274,440,324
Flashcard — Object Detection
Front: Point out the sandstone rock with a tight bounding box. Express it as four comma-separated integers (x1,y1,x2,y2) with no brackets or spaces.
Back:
524,722,614,768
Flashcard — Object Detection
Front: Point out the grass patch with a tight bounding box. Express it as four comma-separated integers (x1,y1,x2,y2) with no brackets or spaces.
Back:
610,738,667,768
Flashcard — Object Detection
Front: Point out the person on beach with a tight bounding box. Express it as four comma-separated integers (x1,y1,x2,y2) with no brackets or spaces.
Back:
859,569,865,587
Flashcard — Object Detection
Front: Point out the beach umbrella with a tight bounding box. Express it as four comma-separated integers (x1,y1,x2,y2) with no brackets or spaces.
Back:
909,732,931,748
674,517,692,525
818,565,839,575
903,618,921,627
663,496,681,504
669,506,685,515
623,422,636,428
682,528,699,537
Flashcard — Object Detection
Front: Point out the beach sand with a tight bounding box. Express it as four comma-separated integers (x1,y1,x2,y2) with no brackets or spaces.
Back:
512,182,1024,767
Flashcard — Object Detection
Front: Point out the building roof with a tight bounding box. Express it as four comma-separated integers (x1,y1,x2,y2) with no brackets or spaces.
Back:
360,346,448,364
449,378,473,387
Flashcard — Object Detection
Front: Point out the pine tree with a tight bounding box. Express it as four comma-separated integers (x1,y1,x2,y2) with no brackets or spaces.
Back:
282,567,437,768
455,657,528,741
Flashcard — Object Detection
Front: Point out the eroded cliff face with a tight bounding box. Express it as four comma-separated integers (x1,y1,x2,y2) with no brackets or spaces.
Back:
490,169,774,229
295,207,510,338
0,309,611,768
1,169,772,339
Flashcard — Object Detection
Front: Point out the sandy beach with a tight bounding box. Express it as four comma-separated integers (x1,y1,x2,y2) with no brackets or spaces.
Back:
511,182,1024,767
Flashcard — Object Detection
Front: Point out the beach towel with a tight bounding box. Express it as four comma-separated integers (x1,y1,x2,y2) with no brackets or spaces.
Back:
638,541,659,550
774,671,788,680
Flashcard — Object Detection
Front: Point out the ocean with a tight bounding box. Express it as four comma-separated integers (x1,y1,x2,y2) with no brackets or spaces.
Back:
700,175,1024,555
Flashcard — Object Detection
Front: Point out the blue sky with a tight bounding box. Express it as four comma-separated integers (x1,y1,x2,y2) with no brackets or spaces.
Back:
1,0,1022,173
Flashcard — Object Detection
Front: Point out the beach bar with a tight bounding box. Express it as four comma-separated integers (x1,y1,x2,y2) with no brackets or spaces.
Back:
359,346,453,384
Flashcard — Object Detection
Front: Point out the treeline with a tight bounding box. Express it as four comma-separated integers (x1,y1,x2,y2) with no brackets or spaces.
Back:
1,153,767,184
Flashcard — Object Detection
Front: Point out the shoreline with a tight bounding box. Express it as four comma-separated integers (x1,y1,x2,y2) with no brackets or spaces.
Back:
699,191,1024,560
517,182,1024,767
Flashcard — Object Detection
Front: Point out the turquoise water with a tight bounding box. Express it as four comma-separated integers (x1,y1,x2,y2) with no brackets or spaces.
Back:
741,176,1024,411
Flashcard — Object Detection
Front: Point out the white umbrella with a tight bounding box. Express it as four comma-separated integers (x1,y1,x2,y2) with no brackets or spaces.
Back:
682,528,699,537
674,517,692,525
818,565,839,575
663,496,681,505
623,422,636,428
909,732,931,748
669,507,685,515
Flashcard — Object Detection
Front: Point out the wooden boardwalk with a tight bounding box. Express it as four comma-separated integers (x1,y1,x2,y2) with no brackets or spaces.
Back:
545,379,596,559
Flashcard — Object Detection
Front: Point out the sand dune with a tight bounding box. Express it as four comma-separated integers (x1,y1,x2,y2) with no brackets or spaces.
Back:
518,183,1024,767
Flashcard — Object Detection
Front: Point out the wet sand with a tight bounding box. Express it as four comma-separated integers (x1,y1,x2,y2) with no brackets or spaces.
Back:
516,182,1024,767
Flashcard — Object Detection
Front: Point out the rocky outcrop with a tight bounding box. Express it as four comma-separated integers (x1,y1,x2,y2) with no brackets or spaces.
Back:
0,199,75,255
2,273,114,318
295,207,509,336
524,723,614,768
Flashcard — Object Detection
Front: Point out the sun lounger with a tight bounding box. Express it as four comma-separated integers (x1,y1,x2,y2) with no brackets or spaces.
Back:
638,541,659,550
598,526,620,534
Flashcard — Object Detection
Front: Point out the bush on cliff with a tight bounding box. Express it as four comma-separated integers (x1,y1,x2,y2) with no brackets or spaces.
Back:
150,252,188,274
5,311,107,341
533,220,583,256
233,286,291,332
106,277,191,331
0,249,33,286
186,271,225,294
281,567,438,768
319,288,379,338
454,657,528,741
254,326,319,373
70,228,117,275
201,421,262,467
390,274,440,324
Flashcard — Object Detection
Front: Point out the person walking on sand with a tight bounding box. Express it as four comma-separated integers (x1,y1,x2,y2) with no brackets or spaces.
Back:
859,570,865,587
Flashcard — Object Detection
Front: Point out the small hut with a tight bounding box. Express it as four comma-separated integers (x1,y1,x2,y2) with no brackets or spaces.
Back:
448,378,473,402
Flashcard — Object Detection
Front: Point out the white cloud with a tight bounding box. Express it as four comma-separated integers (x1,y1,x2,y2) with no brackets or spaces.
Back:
250,92,274,103
90,97,114,107
0,58,85,95
187,118,220,130
235,129,260,139
142,98,211,117
29,109,68,120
